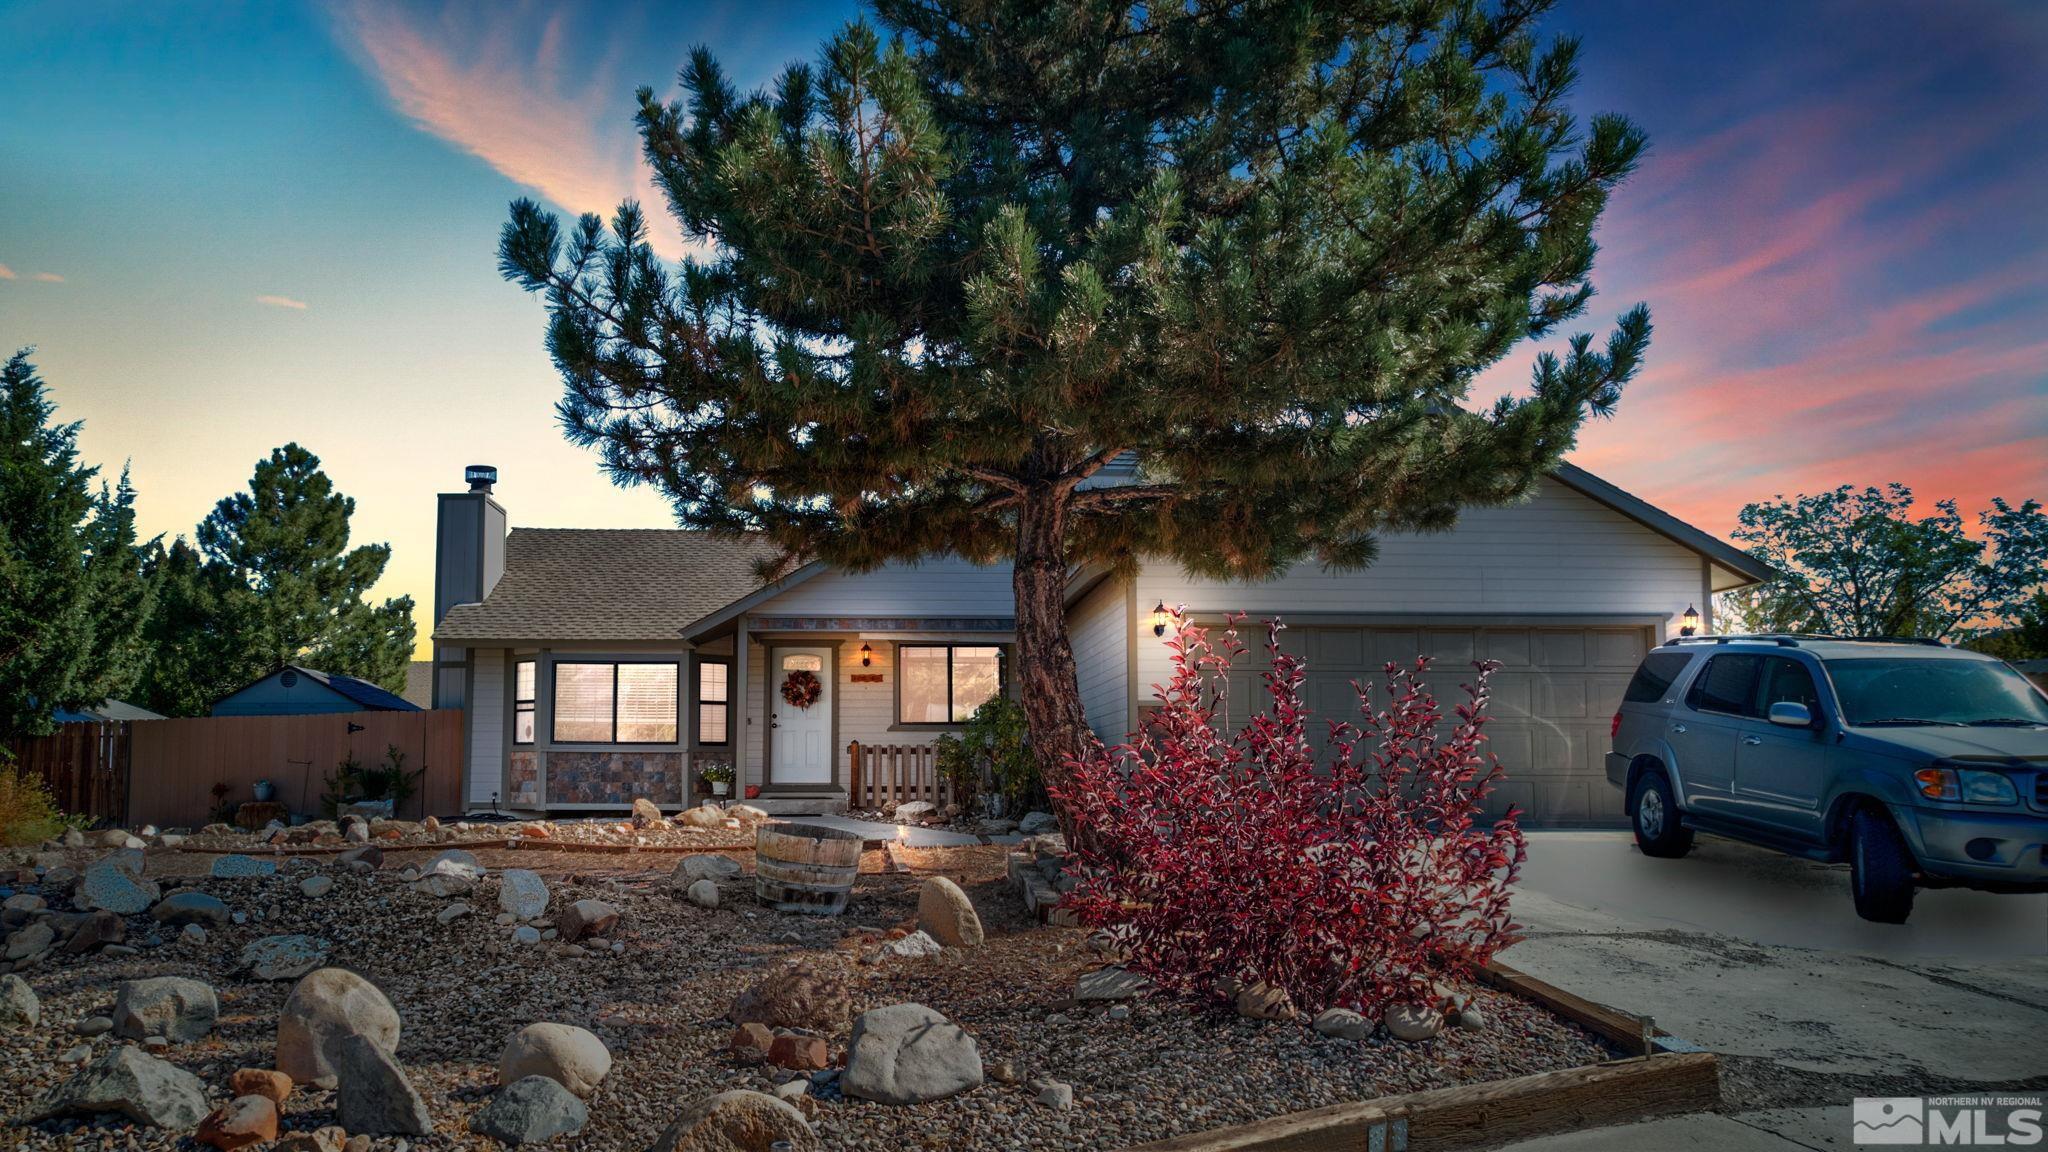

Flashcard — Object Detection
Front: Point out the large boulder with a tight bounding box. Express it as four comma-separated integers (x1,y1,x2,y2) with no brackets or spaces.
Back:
1017,810,1059,834
684,879,720,909
76,857,159,914
5,920,53,960
152,891,232,926
332,1032,434,1136
840,1002,983,1105
63,909,126,954
671,854,742,885
197,1094,281,1150
674,806,726,829
1,973,38,1029
630,797,664,827
1384,1002,1443,1042
277,968,402,1088
649,1090,814,1152
497,1022,612,1098
27,1045,210,1128
915,876,984,948
497,870,549,920
471,1075,588,1145
557,899,618,943
241,934,330,982
1312,1007,1374,1041
113,976,218,1043
729,959,852,1031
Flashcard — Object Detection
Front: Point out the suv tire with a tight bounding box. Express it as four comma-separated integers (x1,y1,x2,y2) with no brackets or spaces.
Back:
1630,770,1694,858
1850,806,1916,924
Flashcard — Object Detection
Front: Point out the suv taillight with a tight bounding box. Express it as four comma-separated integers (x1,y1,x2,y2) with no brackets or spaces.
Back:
1611,711,1623,739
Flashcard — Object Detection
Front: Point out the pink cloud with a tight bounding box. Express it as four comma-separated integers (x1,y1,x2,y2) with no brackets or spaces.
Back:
329,0,691,258
33,271,63,283
0,264,14,280
256,294,309,310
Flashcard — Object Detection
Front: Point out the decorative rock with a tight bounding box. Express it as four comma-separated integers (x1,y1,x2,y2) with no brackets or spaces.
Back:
152,891,232,926
841,1002,983,1105
4,892,45,913
1455,1005,1487,1031
64,908,126,953
772,1077,809,1103
412,871,474,899
729,804,769,823
425,848,483,877
337,845,384,870
1017,810,1059,834
1313,1007,1374,1041
1236,982,1295,1021
498,869,550,919
512,925,542,945
333,1031,434,1136
892,800,937,823
684,879,719,909
880,929,943,959
729,1022,774,1058
498,1022,612,1097
113,976,217,1043
197,1094,280,1150
674,805,726,829
649,1090,813,1152
558,899,618,943
26,1045,210,1128
731,958,853,1031
241,934,330,981
1032,1078,1075,1111
75,1014,113,1035
230,1067,294,1103
300,875,334,898
437,902,473,924
344,822,371,844
672,854,742,884
273,1127,348,1152
630,797,663,827
60,1043,91,1063
1076,966,1150,1001
278,967,402,1088
1385,1001,1444,1042
76,857,159,914
211,854,278,879
1,973,38,1029
768,1032,829,1070
471,1075,588,1145
916,876,984,948
5,920,53,959
182,923,208,945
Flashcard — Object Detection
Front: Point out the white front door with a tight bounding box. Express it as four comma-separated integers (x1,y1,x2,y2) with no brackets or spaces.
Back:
770,647,834,785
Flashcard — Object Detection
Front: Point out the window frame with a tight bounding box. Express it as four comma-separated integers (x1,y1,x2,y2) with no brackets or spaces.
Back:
548,659,680,746
1684,654,1764,718
1758,655,1823,716
695,658,731,748
895,643,1006,727
512,659,536,746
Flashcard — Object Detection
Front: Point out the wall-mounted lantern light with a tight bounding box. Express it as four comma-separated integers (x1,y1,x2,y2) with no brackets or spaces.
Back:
1680,605,1700,636
859,642,874,667
1152,601,1173,637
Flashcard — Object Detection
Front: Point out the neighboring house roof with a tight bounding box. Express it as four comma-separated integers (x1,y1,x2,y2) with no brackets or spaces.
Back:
211,665,421,713
435,528,785,643
53,699,165,723
402,660,434,709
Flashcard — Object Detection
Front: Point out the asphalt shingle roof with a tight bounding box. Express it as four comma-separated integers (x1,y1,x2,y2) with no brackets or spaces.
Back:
306,667,421,712
433,529,783,643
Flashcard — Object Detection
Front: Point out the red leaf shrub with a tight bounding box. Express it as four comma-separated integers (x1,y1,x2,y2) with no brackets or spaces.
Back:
1051,617,1527,1017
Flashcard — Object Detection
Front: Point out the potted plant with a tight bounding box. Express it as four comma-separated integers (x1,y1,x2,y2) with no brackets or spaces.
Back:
700,761,734,798
252,778,276,803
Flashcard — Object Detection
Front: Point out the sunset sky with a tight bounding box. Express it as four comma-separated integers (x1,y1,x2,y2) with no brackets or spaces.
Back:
4,0,2044,660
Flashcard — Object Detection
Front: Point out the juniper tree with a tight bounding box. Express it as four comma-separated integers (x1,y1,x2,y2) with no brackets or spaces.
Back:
500,0,1652,817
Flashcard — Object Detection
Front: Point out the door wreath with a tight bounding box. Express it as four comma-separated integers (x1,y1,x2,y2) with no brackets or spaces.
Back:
780,669,823,710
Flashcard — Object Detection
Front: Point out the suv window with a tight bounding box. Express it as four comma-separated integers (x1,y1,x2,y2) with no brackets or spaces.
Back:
1686,654,1762,716
1624,652,1692,704
1760,657,1820,712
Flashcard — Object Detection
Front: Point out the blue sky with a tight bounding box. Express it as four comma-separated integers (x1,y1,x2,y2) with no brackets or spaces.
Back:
3,0,2044,656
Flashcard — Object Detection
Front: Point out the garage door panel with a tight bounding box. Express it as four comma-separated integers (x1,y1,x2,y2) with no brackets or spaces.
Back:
1370,630,1421,666
1594,631,1649,667
1488,673,1534,718
1481,629,1534,667
1537,631,1587,668
1421,630,1476,666
1534,676,1590,719
1310,629,1364,668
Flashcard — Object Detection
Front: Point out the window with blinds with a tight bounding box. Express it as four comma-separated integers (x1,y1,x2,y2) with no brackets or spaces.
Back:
550,661,678,744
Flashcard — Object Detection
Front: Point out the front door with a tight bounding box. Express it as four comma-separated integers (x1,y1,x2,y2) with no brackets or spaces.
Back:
770,647,834,786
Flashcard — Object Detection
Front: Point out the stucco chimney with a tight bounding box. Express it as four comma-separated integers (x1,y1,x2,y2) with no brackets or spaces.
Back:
431,466,507,708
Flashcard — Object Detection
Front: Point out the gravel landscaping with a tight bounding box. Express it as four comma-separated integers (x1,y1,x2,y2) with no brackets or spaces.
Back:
3,828,1619,1150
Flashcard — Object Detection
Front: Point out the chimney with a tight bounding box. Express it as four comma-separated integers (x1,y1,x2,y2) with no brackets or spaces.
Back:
431,465,507,708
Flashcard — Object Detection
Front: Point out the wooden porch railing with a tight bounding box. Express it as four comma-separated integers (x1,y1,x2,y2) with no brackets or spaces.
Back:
847,742,953,812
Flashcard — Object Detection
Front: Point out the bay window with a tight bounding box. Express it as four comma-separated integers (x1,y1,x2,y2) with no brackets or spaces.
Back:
550,661,679,744
898,645,1004,724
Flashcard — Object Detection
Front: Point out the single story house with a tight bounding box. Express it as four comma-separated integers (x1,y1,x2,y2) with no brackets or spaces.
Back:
428,462,1769,825
211,665,422,717
53,699,166,723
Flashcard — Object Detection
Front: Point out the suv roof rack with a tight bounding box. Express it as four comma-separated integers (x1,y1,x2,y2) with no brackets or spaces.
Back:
1661,633,1950,649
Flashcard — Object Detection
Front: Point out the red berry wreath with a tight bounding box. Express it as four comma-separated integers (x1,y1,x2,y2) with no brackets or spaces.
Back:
779,669,823,710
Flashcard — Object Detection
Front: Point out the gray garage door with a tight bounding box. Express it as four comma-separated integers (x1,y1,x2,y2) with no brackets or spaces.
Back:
1219,623,1651,825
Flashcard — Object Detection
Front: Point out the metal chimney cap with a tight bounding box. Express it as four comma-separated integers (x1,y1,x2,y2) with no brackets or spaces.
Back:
465,464,497,492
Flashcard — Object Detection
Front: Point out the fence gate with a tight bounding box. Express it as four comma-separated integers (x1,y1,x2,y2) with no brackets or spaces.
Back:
5,721,131,826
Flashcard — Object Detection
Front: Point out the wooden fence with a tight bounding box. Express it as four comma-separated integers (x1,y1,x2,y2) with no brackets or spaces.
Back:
8,710,465,829
5,721,130,825
847,742,954,811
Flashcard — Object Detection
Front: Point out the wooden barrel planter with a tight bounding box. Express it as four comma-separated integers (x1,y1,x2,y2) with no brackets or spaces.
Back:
754,822,864,916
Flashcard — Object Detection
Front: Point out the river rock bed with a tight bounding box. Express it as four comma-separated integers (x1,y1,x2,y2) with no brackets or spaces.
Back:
2,840,1616,1150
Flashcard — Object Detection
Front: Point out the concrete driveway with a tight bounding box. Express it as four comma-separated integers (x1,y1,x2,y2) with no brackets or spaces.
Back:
1497,831,2048,1150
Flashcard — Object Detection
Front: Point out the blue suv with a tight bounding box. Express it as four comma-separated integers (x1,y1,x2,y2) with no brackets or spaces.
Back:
1607,636,2048,922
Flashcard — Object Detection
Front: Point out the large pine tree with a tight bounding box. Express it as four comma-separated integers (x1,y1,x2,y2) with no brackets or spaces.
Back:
0,350,154,738
500,0,1651,816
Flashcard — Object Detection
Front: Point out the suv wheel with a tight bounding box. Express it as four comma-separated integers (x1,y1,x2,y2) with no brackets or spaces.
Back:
1630,771,1694,858
1850,806,1916,924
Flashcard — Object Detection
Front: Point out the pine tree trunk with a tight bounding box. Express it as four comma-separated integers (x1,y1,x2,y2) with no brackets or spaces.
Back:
1011,488,1093,844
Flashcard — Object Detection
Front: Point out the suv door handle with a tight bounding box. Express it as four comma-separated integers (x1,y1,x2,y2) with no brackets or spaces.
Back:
1741,735,1762,745
1671,723,1687,734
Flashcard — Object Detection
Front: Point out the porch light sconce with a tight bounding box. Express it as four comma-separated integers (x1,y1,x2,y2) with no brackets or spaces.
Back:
1151,601,1173,638
1680,605,1700,637
859,642,873,667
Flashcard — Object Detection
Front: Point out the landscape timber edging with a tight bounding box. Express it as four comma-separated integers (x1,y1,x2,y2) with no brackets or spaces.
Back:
1116,960,1720,1152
